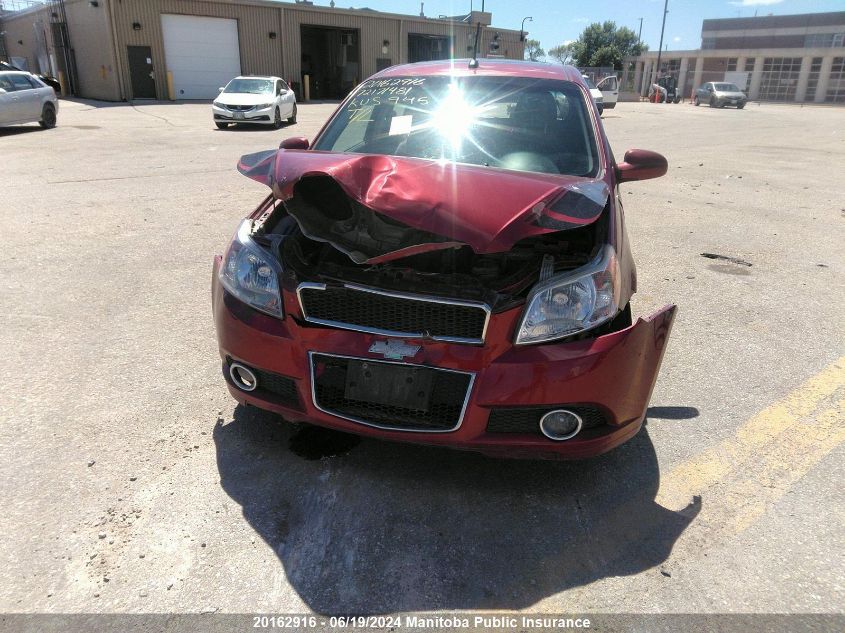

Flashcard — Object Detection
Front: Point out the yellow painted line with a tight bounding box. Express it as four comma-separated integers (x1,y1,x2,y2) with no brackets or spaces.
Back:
532,364,844,613
657,356,845,513
726,398,845,534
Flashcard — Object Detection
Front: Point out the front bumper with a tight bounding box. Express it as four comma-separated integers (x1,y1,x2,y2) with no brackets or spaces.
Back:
716,96,746,107
212,257,676,459
212,104,274,124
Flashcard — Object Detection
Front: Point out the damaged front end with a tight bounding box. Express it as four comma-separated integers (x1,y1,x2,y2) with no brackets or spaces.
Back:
213,147,675,458
239,150,621,325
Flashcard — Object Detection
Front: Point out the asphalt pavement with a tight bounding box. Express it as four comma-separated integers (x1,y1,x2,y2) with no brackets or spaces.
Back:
1,98,843,617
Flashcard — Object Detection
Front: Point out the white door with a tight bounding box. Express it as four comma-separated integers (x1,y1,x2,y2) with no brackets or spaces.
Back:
161,14,241,100
0,75,18,124
597,76,619,108
278,80,295,117
8,74,43,120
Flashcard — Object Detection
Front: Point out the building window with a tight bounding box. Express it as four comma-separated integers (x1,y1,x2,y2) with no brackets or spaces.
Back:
702,38,716,50
726,58,737,72
827,57,845,103
742,58,755,92
759,57,803,101
805,33,845,48
660,58,681,75
805,57,823,101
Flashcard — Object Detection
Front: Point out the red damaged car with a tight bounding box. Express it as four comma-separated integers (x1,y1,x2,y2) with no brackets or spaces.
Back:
212,60,674,459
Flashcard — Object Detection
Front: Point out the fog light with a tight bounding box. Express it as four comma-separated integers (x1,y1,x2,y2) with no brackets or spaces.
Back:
539,409,583,441
229,362,258,392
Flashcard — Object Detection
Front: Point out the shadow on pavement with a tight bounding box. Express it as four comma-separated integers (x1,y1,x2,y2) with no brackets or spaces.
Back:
646,406,700,420
215,405,700,613
215,123,297,132
0,125,43,136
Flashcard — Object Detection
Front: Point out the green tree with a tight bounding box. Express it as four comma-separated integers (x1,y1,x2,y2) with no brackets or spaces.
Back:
548,42,575,65
569,21,646,70
523,38,545,62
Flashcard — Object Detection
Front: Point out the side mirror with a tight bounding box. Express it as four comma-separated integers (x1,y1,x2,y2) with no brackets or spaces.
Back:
279,136,309,150
616,149,668,183
218,86,224,92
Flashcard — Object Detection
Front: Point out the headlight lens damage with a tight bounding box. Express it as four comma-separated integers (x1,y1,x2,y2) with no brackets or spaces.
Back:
516,245,620,344
219,220,283,317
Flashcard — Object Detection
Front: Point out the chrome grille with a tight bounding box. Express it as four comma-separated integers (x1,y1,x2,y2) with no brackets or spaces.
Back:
297,283,490,344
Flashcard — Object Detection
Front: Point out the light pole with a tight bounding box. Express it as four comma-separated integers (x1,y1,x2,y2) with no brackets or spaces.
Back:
637,17,643,46
520,16,532,42
653,0,669,85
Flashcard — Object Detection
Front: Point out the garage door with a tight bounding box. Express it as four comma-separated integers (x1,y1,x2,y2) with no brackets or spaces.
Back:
161,14,241,100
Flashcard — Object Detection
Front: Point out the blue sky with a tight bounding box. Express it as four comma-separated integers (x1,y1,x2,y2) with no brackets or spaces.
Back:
328,0,844,56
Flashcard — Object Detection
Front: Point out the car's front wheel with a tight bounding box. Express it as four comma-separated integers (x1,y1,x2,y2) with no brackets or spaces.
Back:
287,103,297,124
737,102,746,109
273,107,282,129
215,122,230,130
694,96,700,106
39,103,57,129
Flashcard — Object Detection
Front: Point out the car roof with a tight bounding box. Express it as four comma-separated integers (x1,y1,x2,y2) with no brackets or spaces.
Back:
370,59,587,84
231,75,281,81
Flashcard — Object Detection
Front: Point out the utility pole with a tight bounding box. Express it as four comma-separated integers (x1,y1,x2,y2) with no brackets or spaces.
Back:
637,17,643,46
653,0,668,85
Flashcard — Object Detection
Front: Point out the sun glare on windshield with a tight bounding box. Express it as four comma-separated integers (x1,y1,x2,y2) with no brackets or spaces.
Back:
429,83,484,149
314,75,599,177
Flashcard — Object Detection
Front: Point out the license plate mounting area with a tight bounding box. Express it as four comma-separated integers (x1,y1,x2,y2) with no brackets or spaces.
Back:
344,361,434,411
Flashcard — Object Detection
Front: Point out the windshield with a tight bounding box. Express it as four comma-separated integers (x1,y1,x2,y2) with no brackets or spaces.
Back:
313,76,599,177
715,83,741,92
224,78,274,94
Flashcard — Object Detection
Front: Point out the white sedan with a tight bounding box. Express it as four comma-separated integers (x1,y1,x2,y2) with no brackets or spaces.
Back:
0,71,58,129
212,76,297,129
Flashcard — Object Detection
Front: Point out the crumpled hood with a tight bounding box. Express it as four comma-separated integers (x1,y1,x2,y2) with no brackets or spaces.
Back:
238,149,609,256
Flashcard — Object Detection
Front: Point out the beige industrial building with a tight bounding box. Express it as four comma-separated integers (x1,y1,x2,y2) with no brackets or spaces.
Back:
0,0,524,101
620,11,845,104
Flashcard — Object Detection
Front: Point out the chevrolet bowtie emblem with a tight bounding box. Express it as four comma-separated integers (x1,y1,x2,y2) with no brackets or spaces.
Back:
369,339,421,360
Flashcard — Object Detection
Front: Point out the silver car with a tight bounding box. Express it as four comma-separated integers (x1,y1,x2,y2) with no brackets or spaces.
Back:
0,71,58,128
694,82,747,109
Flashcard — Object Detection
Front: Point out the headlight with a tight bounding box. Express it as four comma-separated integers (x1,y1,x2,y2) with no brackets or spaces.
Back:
515,245,620,345
218,220,283,317
212,101,223,108
253,103,272,110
